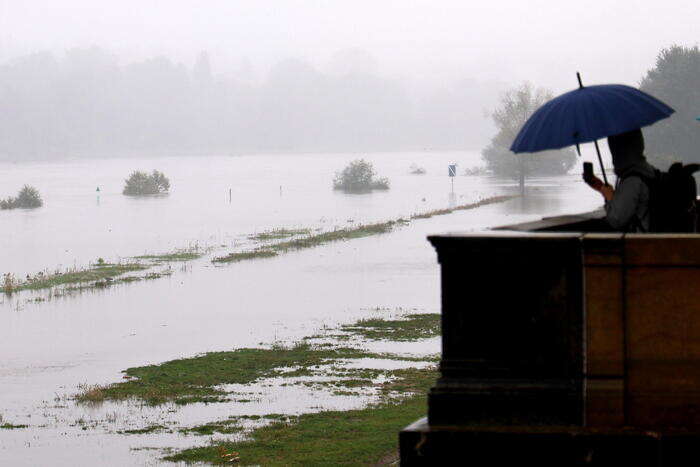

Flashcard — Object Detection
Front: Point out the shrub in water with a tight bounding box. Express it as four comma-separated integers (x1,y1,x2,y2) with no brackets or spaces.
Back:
0,185,43,210
409,164,426,175
333,159,389,193
123,170,170,196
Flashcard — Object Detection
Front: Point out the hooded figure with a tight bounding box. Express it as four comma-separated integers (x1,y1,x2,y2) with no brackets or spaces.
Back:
600,128,657,231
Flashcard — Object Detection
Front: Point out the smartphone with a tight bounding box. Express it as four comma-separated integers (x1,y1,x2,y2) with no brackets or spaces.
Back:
583,162,594,184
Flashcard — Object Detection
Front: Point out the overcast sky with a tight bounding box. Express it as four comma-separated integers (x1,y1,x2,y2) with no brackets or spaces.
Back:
1,0,698,93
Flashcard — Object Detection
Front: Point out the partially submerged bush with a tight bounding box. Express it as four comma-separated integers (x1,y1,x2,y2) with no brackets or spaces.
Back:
333,159,389,193
409,164,426,175
0,185,43,210
123,170,170,196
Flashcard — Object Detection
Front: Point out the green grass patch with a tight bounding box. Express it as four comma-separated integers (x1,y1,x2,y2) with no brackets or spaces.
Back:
249,228,312,241
4,263,149,294
179,420,241,436
270,220,406,253
341,313,440,341
212,196,515,266
118,425,168,435
0,423,29,429
164,367,436,465
134,249,202,262
212,249,279,263
78,343,373,406
213,221,404,264
90,311,440,464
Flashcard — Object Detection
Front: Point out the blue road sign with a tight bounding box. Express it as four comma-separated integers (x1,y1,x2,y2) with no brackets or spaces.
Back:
448,164,457,177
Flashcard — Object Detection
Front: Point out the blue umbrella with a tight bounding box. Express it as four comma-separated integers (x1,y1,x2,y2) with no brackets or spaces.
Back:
511,73,674,184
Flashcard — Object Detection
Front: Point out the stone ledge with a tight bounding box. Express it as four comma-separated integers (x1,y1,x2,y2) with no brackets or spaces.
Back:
400,418,700,466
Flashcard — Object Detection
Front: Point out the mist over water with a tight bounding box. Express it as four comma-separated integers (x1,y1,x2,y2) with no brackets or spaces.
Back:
0,0,691,464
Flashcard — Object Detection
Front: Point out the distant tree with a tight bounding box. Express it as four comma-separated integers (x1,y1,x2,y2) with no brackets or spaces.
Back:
0,185,43,210
640,45,700,167
123,170,170,196
333,159,389,192
482,83,576,190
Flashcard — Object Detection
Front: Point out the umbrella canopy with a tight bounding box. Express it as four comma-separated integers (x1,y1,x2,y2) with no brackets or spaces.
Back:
510,84,674,153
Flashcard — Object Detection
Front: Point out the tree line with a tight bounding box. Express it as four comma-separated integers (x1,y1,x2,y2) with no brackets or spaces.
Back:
482,45,700,180
0,47,499,159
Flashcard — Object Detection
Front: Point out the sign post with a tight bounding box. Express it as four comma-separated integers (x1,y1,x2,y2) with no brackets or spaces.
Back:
448,164,457,193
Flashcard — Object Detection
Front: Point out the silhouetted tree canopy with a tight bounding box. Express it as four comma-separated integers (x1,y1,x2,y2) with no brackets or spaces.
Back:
482,83,576,179
640,45,700,167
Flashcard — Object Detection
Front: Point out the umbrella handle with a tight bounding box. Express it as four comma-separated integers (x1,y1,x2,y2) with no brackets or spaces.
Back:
593,140,609,185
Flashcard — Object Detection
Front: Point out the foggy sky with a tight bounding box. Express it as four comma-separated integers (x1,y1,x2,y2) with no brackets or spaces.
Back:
2,0,698,93
0,1,697,159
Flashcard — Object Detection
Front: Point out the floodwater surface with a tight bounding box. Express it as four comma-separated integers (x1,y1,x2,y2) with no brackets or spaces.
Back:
0,152,602,465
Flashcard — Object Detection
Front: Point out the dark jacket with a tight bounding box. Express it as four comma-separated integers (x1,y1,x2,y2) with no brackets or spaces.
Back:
605,161,655,232
605,129,657,232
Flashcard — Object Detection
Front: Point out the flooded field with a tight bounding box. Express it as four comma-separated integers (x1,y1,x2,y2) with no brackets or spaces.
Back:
0,151,497,276
0,152,602,465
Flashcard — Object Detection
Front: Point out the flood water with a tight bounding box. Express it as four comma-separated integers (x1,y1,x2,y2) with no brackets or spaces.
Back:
1,151,497,276
0,152,602,465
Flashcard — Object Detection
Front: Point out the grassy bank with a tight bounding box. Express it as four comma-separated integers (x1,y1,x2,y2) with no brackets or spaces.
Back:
134,248,203,262
77,312,439,405
0,423,29,429
77,344,381,406
75,311,439,463
165,369,434,465
249,228,312,241
3,263,148,295
411,195,515,219
213,195,515,264
341,313,440,341
213,220,405,263
4,195,515,295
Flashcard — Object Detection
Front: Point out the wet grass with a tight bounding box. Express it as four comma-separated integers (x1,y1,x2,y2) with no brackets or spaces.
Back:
179,420,242,436
270,220,405,252
164,367,435,465
118,425,168,435
3,263,149,294
341,313,440,341
134,249,202,262
77,343,373,406
212,249,279,263
212,195,514,266
411,195,516,219
213,220,406,264
0,423,29,429
76,384,106,404
248,228,312,241
83,310,441,463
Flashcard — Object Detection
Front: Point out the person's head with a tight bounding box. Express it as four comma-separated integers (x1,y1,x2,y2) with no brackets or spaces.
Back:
607,128,645,175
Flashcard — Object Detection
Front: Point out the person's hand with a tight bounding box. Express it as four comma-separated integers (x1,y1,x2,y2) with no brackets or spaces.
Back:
599,184,614,201
585,175,604,191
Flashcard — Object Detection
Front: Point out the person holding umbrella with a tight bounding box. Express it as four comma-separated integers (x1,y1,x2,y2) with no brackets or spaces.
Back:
510,73,676,232
585,128,658,232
